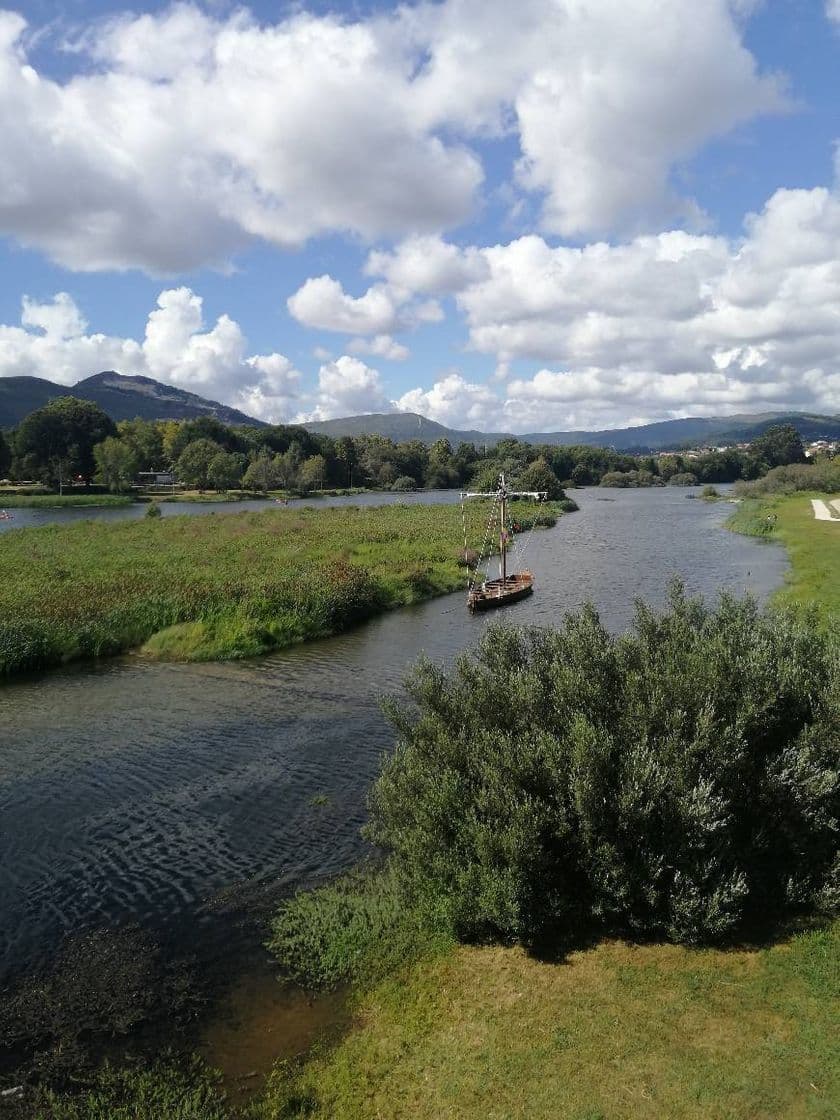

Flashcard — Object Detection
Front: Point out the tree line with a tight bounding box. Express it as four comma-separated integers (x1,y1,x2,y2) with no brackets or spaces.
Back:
0,395,809,495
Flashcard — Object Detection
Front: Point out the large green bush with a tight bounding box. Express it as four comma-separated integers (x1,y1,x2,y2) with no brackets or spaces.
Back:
366,586,839,946
735,459,840,496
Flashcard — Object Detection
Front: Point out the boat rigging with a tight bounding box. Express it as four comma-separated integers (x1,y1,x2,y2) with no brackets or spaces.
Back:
461,473,547,611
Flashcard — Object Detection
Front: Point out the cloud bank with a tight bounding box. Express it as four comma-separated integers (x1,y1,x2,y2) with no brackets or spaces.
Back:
0,1,783,271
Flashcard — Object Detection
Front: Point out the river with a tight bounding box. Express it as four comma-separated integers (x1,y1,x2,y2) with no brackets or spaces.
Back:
0,488,787,984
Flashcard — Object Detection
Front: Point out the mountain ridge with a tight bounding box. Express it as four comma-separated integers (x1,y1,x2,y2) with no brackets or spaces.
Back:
0,371,263,428
1,372,837,451
302,410,840,452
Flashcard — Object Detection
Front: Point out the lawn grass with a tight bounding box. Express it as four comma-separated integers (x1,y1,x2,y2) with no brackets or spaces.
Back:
728,492,840,621
0,500,554,677
255,923,839,1120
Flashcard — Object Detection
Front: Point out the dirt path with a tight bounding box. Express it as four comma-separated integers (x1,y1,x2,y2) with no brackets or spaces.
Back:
810,499,840,521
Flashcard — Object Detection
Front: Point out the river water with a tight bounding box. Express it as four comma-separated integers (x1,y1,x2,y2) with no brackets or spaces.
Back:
0,488,787,983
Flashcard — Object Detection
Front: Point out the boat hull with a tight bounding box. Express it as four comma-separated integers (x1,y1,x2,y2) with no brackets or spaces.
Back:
467,571,534,612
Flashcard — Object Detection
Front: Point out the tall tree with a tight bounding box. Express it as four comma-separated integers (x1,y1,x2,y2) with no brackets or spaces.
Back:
175,438,224,490
518,456,565,500
298,454,327,492
94,437,138,492
207,451,245,491
0,429,10,478
117,418,164,471
14,397,116,486
749,424,806,469
335,436,358,487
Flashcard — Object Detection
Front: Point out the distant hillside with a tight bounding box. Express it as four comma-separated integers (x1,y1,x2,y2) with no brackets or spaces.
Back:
304,410,840,451
0,372,263,429
303,411,492,446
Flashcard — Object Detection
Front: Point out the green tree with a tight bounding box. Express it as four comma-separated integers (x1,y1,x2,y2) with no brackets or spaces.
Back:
175,439,223,490
207,451,245,492
117,419,164,471
14,397,116,486
335,436,358,487
517,456,565,500
749,424,806,470
0,429,10,478
298,454,327,492
94,437,138,492
242,453,283,492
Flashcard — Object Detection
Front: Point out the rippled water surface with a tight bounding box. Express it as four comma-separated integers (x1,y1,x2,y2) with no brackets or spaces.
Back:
0,488,787,979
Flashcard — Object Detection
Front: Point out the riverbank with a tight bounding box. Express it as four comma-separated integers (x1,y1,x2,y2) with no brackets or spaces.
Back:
727,491,840,621
257,922,839,1120
0,493,133,509
0,499,556,677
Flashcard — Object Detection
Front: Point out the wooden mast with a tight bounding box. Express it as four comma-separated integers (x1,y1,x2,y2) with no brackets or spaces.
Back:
499,472,507,582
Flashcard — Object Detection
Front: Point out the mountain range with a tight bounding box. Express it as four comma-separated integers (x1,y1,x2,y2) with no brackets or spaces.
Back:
304,410,840,452
0,372,262,429
1,371,838,452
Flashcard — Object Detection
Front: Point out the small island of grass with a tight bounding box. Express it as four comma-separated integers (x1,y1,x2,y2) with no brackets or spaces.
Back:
0,499,557,678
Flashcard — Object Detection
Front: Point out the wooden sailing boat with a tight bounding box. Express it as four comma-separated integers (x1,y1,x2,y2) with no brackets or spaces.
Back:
463,473,547,611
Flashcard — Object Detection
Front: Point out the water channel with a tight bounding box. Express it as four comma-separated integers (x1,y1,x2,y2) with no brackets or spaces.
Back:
0,488,788,985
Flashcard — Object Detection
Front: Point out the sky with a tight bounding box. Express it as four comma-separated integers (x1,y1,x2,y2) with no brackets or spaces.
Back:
0,0,838,434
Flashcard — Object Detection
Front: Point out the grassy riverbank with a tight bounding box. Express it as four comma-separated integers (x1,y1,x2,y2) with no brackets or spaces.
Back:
0,493,133,509
0,500,555,677
256,922,839,1120
728,492,840,620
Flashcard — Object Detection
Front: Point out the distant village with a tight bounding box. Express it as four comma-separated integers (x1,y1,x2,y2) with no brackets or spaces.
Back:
659,439,837,461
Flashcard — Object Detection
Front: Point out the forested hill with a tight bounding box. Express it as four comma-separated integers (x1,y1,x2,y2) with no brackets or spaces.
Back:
0,372,262,429
303,410,840,451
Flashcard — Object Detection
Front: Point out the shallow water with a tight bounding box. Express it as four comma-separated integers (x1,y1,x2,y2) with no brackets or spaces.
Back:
0,488,787,982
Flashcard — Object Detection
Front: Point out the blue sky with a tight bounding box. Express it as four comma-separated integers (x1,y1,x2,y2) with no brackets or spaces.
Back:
1,0,838,431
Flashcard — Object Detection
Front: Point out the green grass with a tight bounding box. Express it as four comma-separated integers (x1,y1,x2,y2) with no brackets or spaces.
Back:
29,1058,228,1120
0,493,133,508
728,492,840,621
255,922,839,1120
0,500,555,677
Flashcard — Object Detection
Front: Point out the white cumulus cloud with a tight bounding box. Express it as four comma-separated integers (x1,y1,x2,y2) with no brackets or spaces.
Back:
300,355,391,421
287,277,402,336
396,373,500,429
348,335,410,361
0,0,784,270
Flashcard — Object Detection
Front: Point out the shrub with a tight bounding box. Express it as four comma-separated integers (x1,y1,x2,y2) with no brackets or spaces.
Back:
735,460,840,497
145,502,162,518
366,585,840,947
390,475,417,492
668,472,698,486
268,865,451,990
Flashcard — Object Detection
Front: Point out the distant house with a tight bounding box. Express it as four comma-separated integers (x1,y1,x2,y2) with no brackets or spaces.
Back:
137,470,175,487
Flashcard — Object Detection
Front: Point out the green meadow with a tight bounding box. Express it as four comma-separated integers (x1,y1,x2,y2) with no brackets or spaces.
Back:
0,493,133,508
728,492,840,622
0,500,553,677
